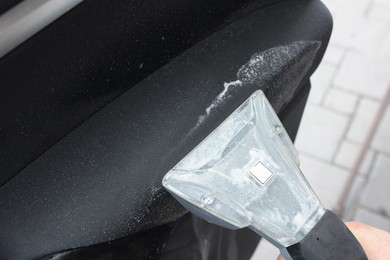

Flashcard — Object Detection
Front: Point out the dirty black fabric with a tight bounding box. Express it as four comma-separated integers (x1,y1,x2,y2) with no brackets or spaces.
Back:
43,214,260,260
0,0,277,186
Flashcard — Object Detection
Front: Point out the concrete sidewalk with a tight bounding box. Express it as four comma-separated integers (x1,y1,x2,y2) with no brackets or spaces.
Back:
252,0,390,258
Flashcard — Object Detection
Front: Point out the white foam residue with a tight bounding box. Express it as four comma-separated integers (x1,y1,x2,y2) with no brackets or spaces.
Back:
196,80,242,127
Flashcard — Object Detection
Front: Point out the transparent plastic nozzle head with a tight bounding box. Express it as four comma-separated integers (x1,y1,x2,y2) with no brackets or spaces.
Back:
162,90,325,247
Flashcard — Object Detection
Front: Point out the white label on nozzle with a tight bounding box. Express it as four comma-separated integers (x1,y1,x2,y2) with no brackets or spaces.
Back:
249,161,273,185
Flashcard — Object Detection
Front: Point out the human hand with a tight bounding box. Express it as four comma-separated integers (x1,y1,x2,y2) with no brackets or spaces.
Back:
345,221,390,260
276,221,390,260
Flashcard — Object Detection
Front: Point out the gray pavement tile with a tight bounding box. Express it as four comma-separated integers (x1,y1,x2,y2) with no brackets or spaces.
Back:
350,19,390,55
338,0,372,16
346,98,380,143
354,207,390,232
334,52,390,99
368,5,390,23
323,88,358,115
299,154,349,209
360,153,390,217
372,106,390,155
382,34,390,60
295,104,349,162
322,44,345,66
308,64,336,104
331,13,365,48
341,176,366,219
375,0,390,8
334,140,375,176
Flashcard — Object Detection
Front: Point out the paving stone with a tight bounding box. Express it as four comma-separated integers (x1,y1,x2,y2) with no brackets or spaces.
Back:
338,0,372,15
351,20,390,55
299,154,349,209
250,238,279,260
368,5,390,23
295,104,349,161
360,153,390,216
346,98,380,143
334,140,375,175
322,45,345,66
334,52,390,99
381,33,390,60
374,0,390,8
310,64,336,89
323,88,358,115
342,176,366,220
354,207,390,232
308,64,336,104
331,14,365,48
372,106,390,154
308,84,328,105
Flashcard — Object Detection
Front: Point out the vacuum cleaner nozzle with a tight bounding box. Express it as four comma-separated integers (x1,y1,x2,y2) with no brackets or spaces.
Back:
163,90,324,247
163,90,367,259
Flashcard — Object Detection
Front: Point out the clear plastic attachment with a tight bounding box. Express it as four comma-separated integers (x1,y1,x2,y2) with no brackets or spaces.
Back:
163,90,325,247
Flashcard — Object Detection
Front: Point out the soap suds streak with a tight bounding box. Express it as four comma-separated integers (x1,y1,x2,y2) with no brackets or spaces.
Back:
236,41,321,112
193,41,321,130
196,80,242,127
